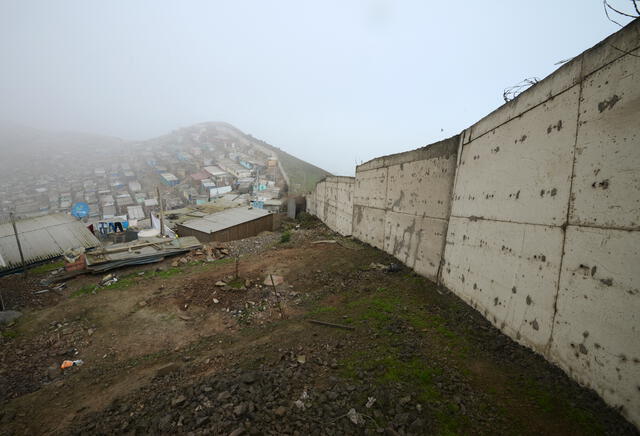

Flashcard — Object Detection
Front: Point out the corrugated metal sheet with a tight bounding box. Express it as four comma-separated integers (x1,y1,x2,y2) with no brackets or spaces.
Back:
180,207,270,234
127,205,145,220
0,213,100,273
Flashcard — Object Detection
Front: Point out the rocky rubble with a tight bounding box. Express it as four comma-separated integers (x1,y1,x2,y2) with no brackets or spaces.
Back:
71,342,434,435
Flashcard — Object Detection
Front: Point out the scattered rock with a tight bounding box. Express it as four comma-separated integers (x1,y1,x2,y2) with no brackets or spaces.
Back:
274,406,287,416
155,363,181,378
171,395,186,406
0,311,22,325
264,275,284,286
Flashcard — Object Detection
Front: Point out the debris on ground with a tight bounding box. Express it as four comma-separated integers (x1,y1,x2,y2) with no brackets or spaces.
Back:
60,359,84,369
264,275,284,286
100,274,118,286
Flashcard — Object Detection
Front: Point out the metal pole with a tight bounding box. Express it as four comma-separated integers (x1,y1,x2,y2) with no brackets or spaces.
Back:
156,186,165,237
10,212,27,277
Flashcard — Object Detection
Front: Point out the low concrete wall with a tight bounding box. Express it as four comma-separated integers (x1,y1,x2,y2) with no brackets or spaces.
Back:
306,20,640,427
353,136,459,281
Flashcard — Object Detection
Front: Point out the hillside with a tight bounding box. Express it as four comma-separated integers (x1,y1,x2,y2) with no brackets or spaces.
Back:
155,121,332,194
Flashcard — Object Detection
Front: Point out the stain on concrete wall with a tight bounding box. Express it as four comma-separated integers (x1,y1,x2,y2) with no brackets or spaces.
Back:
307,176,354,236
352,136,459,280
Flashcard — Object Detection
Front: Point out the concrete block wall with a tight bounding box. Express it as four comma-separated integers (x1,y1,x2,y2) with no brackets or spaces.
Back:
306,20,640,426
353,136,460,281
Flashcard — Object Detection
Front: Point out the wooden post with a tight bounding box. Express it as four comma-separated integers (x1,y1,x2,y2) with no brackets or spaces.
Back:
10,212,27,277
270,274,286,320
235,257,239,279
156,186,165,237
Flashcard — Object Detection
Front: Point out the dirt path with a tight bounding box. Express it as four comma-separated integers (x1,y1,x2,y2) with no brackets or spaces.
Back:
0,224,636,435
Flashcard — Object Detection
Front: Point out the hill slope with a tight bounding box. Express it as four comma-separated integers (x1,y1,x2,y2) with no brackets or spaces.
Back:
148,121,332,194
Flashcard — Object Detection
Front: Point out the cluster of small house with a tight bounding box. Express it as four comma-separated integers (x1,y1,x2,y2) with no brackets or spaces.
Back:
0,123,294,275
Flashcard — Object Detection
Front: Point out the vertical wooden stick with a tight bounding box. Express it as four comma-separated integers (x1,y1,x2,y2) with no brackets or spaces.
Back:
270,274,286,320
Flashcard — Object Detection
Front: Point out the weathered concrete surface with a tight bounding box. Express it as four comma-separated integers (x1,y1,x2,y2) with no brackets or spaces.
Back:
551,226,640,422
452,88,578,226
308,176,354,236
386,139,458,220
570,46,640,229
384,212,448,279
352,137,459,280
352,204,386,250
354,168,388,210
442,216,563,352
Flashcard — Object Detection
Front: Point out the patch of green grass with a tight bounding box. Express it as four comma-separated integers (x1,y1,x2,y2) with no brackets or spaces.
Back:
1,329,18,339
306,305,337,317
204,257,234,267
71,285,100,298
152,267,183,278
227,278,245,289
71,267,185,298
30,260,64,274
520,378,603,434
280,230,291,243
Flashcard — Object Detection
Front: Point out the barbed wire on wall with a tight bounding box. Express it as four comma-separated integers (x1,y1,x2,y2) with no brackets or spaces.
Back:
502,77,540,102
603,0,639,27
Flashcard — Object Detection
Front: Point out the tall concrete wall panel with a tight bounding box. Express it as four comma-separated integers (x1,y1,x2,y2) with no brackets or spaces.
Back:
354,168,388,210
551,226,640,420
353,137,459,280
307,176,354,236
442,217,563,352
384,212,448,279
569,47,640,229
548,42,640,423
352,205,386,249
452,88,578,226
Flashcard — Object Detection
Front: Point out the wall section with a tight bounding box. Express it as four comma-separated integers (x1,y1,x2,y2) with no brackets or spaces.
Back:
306,20,640,427
354,136,460,281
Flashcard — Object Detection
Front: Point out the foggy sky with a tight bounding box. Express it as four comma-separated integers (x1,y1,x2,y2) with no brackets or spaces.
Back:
0,1,633,175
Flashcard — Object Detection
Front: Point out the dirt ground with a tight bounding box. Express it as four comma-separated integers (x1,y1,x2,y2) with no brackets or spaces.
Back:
0,218,637,436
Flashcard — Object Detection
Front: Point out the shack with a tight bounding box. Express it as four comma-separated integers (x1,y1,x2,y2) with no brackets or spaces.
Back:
0,213,100,275
176,207,272,243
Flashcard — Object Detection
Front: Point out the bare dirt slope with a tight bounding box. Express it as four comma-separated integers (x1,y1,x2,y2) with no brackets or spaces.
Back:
0,219,636,435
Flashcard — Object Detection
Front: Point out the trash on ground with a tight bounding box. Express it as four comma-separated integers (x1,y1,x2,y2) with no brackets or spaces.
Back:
385,263,401,273
308,319,355,331
366,397,376,408
100,274,118,286
60,359,84,369
311,240,337,244
264,275,284,286
347,408,365,425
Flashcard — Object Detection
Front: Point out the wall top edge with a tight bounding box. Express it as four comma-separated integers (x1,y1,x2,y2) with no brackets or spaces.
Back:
356,134,460,173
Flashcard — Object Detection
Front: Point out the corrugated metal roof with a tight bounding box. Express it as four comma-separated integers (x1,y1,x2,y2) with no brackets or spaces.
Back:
180,207,270,234
0,213,100,272
127,205,145,220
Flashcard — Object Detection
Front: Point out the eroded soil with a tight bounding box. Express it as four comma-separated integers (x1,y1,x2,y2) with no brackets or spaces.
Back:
0,221,636,435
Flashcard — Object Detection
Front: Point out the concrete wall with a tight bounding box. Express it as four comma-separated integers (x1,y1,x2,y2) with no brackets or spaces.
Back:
353,136,460,281
307,176,354,236
306,21,640,426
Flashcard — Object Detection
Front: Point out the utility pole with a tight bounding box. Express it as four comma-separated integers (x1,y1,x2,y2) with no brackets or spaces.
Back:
156,186,165,237
10,212,27,278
